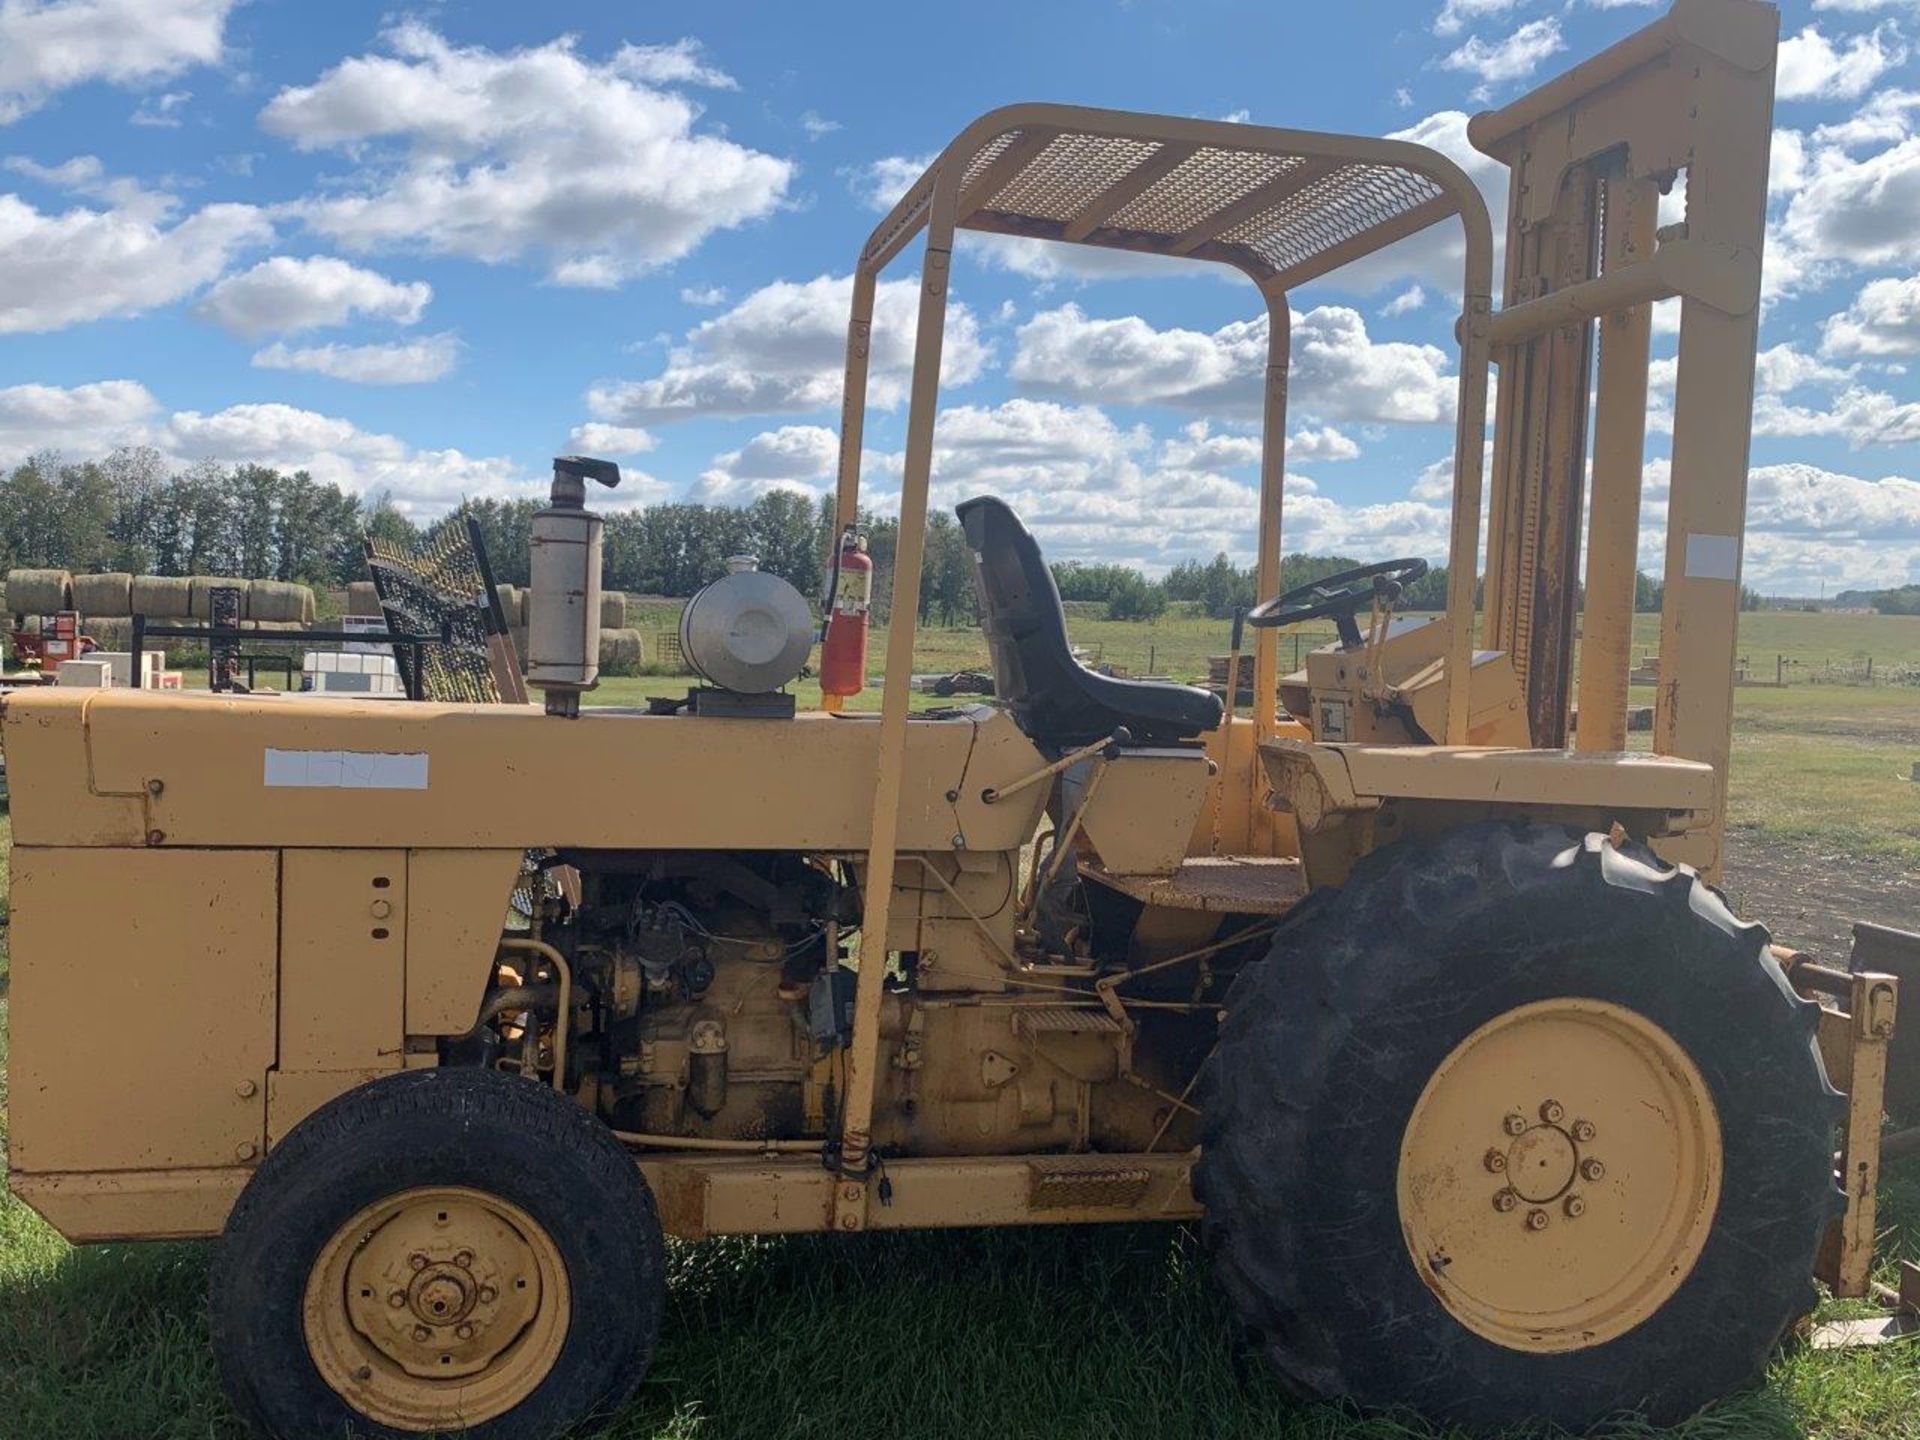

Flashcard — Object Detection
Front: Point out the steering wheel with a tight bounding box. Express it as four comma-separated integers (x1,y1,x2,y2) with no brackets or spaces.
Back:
1245,557,1429,649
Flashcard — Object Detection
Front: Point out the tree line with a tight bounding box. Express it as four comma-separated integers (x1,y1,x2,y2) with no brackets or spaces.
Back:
4,447,1731,625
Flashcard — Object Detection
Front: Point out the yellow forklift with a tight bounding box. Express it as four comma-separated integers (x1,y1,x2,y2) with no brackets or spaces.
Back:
4,3,1909,1436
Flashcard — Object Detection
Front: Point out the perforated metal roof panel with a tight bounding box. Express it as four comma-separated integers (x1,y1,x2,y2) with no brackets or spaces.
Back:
865,106,1482,292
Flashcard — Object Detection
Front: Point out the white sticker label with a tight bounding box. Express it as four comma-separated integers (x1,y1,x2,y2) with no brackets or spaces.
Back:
1683,533,1739,582
264,748,429,790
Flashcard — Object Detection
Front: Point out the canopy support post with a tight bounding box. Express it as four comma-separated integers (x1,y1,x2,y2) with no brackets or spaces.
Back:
835,177,958,1218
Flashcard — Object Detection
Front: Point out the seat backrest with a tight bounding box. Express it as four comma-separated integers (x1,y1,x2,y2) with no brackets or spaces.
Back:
956,496,1223,750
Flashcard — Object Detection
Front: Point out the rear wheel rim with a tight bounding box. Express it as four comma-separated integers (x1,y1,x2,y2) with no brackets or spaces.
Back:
1396,998,1722,1354
303,1184,570,1432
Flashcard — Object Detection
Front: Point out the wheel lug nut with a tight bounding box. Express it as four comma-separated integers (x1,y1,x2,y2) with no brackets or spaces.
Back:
1502,1112,1528,1136
1571,1119,1596,1142
454,1250,474,1269
1581,1158,1606,1182
1564,1195,1585,1218
456,1322,475,1340
479,1286,497,1304
1483,1148,1507,1173
1492,1188,1517,1213
1539,1099,1564,1124
408,1252,428,1271
412,1325,431,1342
388,1291,406,1309
1526,1209,1550,1232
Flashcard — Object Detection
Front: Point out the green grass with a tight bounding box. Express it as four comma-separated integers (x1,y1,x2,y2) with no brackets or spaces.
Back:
2,612,1918,1437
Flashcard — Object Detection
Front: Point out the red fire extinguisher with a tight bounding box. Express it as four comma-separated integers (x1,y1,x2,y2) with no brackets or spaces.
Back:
820,527,871,702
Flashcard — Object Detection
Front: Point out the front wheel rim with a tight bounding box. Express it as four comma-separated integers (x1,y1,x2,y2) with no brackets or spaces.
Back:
1396,997,1723,1354
303,1184,571,1432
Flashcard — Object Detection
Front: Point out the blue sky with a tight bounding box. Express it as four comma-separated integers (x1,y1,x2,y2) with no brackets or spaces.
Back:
2,0,1919,595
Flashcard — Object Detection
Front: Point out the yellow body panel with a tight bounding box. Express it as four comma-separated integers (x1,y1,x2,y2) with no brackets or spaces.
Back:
406,849,528,1036
280,849,408,1072
4,689,1044,857
8,848,277,1174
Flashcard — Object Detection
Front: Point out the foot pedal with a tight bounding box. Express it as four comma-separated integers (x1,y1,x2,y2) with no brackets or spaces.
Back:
1012,1007,1126,1037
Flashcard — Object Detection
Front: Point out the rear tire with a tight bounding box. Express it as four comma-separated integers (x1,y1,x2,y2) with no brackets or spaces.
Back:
211,1067,665,1439
1196,823,1840,1433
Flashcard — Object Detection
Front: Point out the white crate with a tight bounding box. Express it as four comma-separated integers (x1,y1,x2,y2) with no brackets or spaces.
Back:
89,650,165,688
54,658,114,688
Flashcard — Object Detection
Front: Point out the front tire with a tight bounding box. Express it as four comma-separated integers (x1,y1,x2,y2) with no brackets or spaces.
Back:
210,1067,665,1439
1196,823,1841,1433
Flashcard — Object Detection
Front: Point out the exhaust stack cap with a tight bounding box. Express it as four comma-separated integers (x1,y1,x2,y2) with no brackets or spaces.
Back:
550,455,621,508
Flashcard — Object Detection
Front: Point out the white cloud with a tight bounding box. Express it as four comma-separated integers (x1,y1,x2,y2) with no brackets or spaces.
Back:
1822,274,1920,356
251,333,459,385
1778,137,1920,274
0,173,266,332
1009,303,1455,425
566,423,656,457
695,424,842,502
1290,424,1361,461
0,379,543,517
130,89,190,127
1432,0,1526,38
1755,341,1857,393
1382,284,1427,317
1739,463,1920,589
1438,19,1565,101
1158,421,1261,471
1650,340,1918,447
263,23,791,286
586,273,991,424
0,377,159,465
1748,461,1920,540
826,392,1444,573
194,255,431,338
1751,386,1920,446
5,151,168,210
800,110,840,140
1777,23,1905,101
1811,89,1920,149
844,153,933,211
607,39,736,91
0,0,237,124
678,283,728,307
1770,129,1809,196
163,401,530,513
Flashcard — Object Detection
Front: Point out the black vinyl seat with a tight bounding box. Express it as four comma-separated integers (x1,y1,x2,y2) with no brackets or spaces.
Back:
956,496,1224,750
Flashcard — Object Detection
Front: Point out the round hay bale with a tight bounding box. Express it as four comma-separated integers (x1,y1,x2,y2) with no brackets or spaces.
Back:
248,580,315,624
7,568,72,614
598,627,644,675
190,576,251,621
347,581,381,617
599,591,628,630
131,575,193,618
72,572,133,616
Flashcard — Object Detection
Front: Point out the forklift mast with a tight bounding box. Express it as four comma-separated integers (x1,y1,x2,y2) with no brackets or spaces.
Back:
1471,0,1776,876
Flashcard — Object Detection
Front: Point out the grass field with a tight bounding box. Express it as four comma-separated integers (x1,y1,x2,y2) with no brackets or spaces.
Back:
0,611,1917,1439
